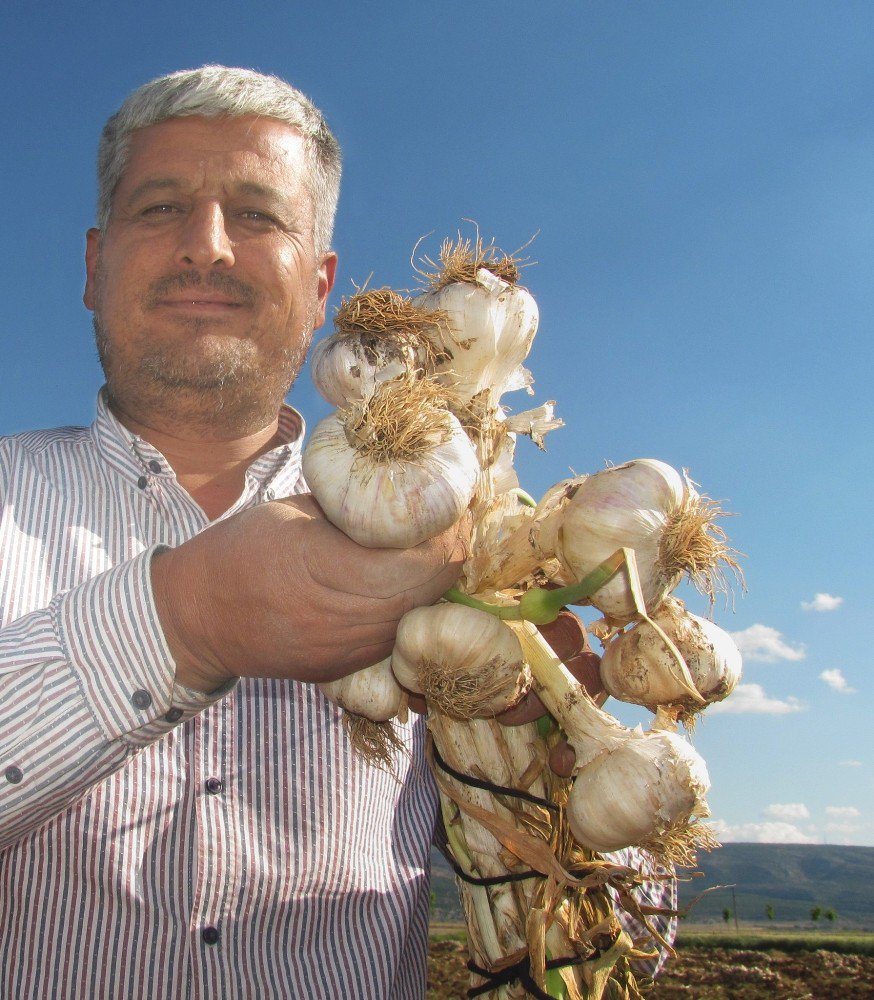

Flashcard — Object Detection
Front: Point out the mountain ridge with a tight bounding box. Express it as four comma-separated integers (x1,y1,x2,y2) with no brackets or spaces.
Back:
430,843,874,927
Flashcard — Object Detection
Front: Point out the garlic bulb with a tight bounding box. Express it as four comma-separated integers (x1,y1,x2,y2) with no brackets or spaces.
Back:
600,598,742,715
413,267,539,406
310,286,444,407
569,728,711,854
509,620,715,864
310,332,423,408
540,459,737,625
319,656,404,722
392,603,530,719
302,376,479,549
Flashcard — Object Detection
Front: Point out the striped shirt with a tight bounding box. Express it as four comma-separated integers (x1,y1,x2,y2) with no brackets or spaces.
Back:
0,390,437,999
0,390,676,998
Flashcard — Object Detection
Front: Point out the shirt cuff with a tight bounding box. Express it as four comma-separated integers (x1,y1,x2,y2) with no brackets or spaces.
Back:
52,545,235,746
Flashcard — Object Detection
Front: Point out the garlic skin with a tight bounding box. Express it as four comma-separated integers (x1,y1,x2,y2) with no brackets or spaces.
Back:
319,656,403,722
392,603,530,719
600,601,742,711
413,268,539,405
310,332,423,408
302,406,479,549
567,729,711,854
502,401,564,450
547,459,688,624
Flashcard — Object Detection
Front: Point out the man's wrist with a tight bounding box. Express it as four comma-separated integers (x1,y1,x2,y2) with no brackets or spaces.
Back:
150,547,236,695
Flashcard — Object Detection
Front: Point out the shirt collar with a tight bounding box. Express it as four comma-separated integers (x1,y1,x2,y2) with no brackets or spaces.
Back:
90,387,306,491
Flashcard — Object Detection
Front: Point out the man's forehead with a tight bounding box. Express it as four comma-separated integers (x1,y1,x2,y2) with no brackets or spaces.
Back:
124,115,306,172
116,115,310,198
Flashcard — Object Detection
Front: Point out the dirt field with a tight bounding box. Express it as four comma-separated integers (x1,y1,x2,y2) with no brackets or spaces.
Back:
426,938,874,998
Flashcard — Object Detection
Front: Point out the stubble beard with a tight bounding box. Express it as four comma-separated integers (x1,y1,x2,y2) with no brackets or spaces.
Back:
93,311,314,438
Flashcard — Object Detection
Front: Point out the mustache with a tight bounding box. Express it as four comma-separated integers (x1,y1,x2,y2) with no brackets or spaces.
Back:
145,271,258,308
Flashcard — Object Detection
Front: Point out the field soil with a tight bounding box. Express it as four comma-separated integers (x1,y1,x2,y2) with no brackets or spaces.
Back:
427,937,874,999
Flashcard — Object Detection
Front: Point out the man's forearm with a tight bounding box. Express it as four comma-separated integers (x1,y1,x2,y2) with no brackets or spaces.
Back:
0,550,227,850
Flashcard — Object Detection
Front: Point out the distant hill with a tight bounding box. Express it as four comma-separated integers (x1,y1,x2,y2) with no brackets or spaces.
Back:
430,843,874,928
673,842,874,926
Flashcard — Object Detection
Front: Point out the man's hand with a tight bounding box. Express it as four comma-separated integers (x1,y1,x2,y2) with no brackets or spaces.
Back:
151,494,469,693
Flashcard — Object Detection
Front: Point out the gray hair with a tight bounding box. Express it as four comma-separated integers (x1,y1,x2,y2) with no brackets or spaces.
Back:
97,65,341,254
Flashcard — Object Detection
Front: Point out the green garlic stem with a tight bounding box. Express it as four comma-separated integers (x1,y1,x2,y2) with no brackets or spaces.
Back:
510,487,537,508
444,549,626,625
442,589,523,619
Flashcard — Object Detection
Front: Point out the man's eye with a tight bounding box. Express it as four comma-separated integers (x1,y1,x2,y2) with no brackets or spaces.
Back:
240,210,278,225
141,204,179,217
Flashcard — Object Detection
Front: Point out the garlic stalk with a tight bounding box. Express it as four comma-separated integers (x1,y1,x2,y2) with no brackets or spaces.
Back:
310,286,446,407
392,603,530,719
302,375,479,548
428,715,547,999
461,491,539,597
599,597,742,722
412,235,539,406
508,620,716,865
538,459,741,626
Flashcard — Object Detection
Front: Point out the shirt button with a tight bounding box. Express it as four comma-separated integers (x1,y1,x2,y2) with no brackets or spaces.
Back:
164,708,184,723
202,926,220,945
131,689,153,710
148,460,162,473
5,766,23,784
205,777,224,795
136,475,148,490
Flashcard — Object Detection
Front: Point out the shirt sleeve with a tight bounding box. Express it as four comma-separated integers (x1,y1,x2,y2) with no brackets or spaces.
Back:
605,845,678,979
0,545,235,850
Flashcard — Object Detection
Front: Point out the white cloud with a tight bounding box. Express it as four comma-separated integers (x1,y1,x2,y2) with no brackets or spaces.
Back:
825,823,863,840
840,760,863,767
711,819,819,844
764,803,810,821
708,683,804,715
801,593,844,612
820,669,856,694
730,624,805,662
825,806,861,819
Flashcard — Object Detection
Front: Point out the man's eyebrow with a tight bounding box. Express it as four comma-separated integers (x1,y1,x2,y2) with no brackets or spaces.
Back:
125,179,288,204
234,181,287,203
123,178,186,206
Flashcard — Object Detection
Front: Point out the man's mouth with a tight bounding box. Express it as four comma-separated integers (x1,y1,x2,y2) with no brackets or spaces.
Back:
157,296,244,311
148,274,257,312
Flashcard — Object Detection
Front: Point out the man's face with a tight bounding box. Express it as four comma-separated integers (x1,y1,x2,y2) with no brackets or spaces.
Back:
84,114,337,435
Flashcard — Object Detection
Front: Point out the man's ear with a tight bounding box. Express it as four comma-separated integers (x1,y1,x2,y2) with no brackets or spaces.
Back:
83,228,101,311
313,251,338,329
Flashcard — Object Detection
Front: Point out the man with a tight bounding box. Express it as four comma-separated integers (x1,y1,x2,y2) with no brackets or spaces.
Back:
0,66,467,998
2,65,678,999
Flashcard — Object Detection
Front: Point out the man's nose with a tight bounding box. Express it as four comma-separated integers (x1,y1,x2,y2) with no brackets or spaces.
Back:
175,202,235,268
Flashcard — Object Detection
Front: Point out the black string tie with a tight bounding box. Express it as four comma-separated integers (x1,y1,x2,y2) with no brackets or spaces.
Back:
431,742,559,813
466,954,586,998
431,741,568,887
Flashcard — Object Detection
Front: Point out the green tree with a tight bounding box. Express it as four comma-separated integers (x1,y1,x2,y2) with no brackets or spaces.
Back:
429,890,437,917
765,904,775,920
722,907,731,925
825,908,836,923
810,906,822,922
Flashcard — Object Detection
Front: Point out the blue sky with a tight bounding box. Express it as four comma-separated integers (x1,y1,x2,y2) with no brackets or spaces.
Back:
2,2,871,846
